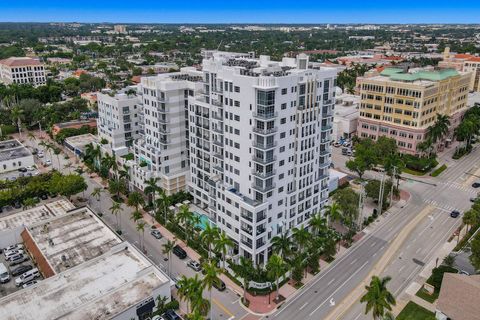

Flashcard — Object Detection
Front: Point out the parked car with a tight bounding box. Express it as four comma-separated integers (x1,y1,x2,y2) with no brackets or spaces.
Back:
4,244,23,252
151,316,166,320
26,166,35,171
22,280,38,289
4,249,24,259
163,309,182,320
450,210,460,218
9,255,28,266
40,194,48,200
14,202,21,209
333,142,341,147
150,229,162,239
472,182,480,188
11,264,33,277
15,268,39,287
37,152,44,158
173,245,187,259
187,260,202,272
17,167,27,173
0,263,10,283
213,279,226,291
458,270,470,275
43,159,52,166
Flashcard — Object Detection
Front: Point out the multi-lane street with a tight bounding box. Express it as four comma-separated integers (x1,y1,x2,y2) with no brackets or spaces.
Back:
269,145,480,320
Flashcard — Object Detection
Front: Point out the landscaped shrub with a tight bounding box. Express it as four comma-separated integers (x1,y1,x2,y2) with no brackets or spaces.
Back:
402,154,438,172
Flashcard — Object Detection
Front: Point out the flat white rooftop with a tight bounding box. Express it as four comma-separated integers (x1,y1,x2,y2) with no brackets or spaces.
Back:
0,199,74,230
27,207,122,273
0,243,169,320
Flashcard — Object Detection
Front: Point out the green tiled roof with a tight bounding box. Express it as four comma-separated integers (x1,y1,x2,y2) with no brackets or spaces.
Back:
380,68,459,82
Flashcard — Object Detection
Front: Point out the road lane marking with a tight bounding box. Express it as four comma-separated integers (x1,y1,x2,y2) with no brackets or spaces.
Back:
327,278,336,286
350,258,358,265
300,302,309,310
308,261,369,317
212,298,234,318
399,265,405,272
415,248,421,254
370,242,376,247
353,313,362,320
373,252,377,257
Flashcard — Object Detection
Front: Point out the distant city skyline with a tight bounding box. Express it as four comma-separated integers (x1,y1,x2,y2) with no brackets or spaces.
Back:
0,1,479,24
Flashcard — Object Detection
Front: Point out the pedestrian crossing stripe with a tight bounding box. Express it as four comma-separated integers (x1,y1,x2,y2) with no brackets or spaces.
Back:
424,199,462,212
438,182,478,194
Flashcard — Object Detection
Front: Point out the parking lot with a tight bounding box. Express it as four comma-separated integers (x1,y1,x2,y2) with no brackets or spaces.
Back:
0,246,42,298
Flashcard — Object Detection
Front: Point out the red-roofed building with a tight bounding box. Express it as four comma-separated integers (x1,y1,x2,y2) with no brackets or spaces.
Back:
439,48,480,92
0,57,46,86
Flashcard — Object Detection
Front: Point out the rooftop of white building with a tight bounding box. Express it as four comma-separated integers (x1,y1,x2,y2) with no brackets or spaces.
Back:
0,199,74,231
0,139,32,162
26,206,122,273
0,242,169,320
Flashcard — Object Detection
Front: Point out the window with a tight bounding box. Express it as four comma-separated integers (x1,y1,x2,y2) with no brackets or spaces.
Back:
234,86,240,93
281,88,287,95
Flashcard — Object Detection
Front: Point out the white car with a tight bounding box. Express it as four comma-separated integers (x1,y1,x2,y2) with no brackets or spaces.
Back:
43,159,52,166
22,280,38,288
4,249,24,259
4,244,23,252
26,166,35,171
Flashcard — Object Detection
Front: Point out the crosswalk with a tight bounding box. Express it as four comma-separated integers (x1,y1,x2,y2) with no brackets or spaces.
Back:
437,181,479,195
424,199,460,212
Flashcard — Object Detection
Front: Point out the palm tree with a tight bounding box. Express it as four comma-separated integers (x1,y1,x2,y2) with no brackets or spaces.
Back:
360,276,396,320
231,256,254,304
162,239,176,277
292,226,310,253
324,202,342,227
214,231,234,269
177,275,205,315
136,220,146,251
127,191,144,212
266,254,287,301
91,187,103,202
53,147,62,171
201,224,220,259
131,210,142,222
177,204,193,243
10,105,24,138
310,213,328,236
202,260,221,320
463,209,479,232
27,132,36,145
108,178,124,200
157,188,170,224
186,310,205,320
271,232,293,260
109,201,122,231
144,177,159,208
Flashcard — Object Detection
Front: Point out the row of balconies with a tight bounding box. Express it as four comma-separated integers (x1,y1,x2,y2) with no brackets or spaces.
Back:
252,141,277,150
253,127,277,135
252,112,278,120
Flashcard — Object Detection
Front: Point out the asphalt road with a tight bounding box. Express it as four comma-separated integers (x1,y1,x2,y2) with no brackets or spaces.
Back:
269,145,480,320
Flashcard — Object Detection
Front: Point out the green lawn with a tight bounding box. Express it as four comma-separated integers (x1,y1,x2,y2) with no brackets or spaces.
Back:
397,301,436,320
430,164,447,177
415,287,438,303
403,168,427,176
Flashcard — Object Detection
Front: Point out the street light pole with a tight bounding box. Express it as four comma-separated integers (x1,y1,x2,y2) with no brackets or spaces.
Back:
390,166,397,207
378,170,386,215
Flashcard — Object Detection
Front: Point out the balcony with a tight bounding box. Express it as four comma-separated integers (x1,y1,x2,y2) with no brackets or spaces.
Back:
241,224,253,235
319,149,330,157
253,112,278,120
253,127,277,135
213,165,224,172
212,127,224,134
158,118,169,124
319,161,330,169
252,155,276,165
251,170,275,179
212,113,223,121
212,87,223,94
252,141,277,150
241,212,253,222
212,99,222,107
256,239,266,248
213,153,224,160
212,139,223,147
241,239,253,249
256,226,266,235
252,182,276,193
321,125,332,132
159,127,170,134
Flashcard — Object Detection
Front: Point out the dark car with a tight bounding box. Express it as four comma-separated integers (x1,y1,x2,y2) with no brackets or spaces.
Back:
11,264,33,276
150,229,162,239
163,309,182,320
173,245,187,259
40,194,48,200
450,210,460,218
14,202,21,209
213,279,226,291
17,167,27,173
472,182,480,188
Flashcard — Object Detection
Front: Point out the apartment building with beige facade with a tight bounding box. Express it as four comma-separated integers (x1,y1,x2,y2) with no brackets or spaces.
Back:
439,48,480,93
357,67,470,154
0,57,46,86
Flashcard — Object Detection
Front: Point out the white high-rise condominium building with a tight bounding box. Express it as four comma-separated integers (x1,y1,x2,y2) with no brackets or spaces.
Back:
0,57,46,86
130,68,204,195
188,51,336,265
97,90,141,156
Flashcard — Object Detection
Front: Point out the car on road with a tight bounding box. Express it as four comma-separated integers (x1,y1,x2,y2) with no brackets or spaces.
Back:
163,309,182,320
470,197,478,202
333,142,341,147
472,182,480,188
26,166,35,171
37,152,44,158
173,245,187,259
17,167,27,173
43,159,52,166
187,260,202,272
213,279,226,291
450,210,460,218
150,229,162,239
40,194,48,200
11,264,33,276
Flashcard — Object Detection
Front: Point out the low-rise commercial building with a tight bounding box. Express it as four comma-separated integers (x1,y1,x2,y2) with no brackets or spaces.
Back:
357,67,470,154
333,93,360,141
439,48,480,93
0,57,46,86
435,273,480,320
0,139,35,173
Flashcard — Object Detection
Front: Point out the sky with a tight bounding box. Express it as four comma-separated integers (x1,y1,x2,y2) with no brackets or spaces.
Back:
0,1,479,24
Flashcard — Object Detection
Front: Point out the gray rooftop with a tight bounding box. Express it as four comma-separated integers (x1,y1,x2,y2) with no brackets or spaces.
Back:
0,139,32,162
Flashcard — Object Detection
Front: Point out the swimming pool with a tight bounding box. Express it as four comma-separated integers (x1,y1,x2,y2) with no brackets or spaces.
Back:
193,212,214,230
